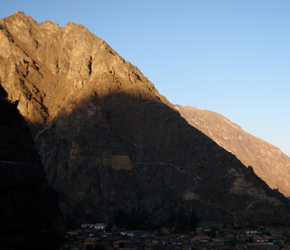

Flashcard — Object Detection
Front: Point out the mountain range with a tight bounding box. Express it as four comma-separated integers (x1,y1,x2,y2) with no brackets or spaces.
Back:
0,11,290,231
174,105,290,197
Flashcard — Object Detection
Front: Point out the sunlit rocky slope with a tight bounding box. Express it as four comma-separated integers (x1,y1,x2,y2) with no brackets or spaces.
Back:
174,105,290,197
1,11,290,228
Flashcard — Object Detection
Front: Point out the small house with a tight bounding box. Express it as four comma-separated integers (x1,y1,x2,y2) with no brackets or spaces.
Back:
94,223,106,230
81,224,95,229
192,235,210,243
114,240,131,248
84,237,98,247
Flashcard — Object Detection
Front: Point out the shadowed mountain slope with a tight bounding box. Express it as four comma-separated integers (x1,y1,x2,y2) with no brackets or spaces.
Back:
1,12,290,228
0,84,60,249
174,105,290,197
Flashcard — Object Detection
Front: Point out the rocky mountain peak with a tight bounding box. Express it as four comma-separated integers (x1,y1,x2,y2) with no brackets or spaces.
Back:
0,11,169,126
1,12,290,228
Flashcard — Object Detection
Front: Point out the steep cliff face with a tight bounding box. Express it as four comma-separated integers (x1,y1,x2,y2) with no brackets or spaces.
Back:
174,105,290,197
1,11,290,229
0,84,60,249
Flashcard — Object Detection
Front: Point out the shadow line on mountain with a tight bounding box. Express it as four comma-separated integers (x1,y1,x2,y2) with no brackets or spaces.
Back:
26,91,290,228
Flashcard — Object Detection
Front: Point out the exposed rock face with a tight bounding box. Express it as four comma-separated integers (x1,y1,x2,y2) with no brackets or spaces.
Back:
0,84,60,249
1,11,290,229
174,105,290,197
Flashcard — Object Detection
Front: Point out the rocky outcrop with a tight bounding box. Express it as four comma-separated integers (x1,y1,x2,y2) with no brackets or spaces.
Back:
0,84,61,249
1,11,290,229
174,105,290,197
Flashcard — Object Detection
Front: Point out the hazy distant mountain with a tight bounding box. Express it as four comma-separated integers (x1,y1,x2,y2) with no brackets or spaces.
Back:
1,11,290,228
174,105,290,197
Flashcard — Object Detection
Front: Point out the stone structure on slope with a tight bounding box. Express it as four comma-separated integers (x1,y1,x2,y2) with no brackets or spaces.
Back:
174,105,290,197
1,11,290,229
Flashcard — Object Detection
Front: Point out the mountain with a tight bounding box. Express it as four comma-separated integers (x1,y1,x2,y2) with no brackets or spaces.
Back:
174,105,290,197
1,11,290,229
0,84,60,249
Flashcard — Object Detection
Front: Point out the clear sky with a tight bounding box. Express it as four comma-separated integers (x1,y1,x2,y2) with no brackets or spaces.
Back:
1,0,290,157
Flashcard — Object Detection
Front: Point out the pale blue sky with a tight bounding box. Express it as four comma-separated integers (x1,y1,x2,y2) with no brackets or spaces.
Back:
1,0,290,156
